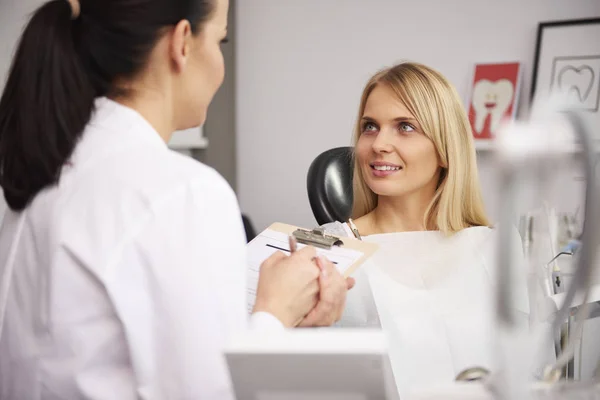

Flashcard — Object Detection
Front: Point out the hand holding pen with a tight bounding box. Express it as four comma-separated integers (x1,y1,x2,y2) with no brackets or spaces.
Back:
288,235,356,327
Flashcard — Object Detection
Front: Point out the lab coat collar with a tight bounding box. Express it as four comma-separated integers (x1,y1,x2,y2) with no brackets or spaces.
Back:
92,97,168,150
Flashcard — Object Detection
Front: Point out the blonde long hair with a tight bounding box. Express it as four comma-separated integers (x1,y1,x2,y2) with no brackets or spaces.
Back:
352,62,489,234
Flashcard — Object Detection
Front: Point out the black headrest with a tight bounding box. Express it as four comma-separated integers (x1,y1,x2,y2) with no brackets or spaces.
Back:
307,147,354,226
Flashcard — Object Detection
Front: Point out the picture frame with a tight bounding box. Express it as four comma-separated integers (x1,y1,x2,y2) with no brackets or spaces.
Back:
531,18,600,118
466,62,523,143
531,18,600,181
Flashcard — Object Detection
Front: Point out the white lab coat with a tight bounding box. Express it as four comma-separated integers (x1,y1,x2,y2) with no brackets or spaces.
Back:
0,98,281,400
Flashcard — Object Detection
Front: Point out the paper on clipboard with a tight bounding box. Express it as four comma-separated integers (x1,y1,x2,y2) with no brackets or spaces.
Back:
246,222,378,313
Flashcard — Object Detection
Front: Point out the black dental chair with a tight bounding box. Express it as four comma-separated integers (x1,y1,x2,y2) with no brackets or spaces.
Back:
306,147,354,226
241,214,257,242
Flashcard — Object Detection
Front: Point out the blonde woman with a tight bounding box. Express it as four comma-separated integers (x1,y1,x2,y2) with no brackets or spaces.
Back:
323,62,531,397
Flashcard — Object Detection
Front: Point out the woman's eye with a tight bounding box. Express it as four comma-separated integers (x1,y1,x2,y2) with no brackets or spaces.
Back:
362,122,378,133
399,122,415,133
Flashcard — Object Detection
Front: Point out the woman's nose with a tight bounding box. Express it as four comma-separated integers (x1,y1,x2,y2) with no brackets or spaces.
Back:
371,128,394,153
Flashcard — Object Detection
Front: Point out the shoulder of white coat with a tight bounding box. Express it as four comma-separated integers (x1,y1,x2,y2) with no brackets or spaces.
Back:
165,151,234,192
320,221,352,237
129,148,237,208
57,148,238,237
157,151,240,212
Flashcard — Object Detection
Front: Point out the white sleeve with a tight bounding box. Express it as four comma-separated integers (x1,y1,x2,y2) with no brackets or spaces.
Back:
103,172,281,400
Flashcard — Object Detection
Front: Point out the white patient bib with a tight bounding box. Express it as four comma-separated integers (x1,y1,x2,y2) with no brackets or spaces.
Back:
337,226,530,399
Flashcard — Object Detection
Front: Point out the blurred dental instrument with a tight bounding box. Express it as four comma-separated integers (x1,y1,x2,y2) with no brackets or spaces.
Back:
492,94,600,399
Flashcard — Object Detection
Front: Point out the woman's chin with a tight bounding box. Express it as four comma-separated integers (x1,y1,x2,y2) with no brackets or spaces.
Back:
367,184,405,198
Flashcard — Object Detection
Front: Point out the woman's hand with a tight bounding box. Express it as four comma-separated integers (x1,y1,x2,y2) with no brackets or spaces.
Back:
298,257,355,327
252,246,321,327
252,248,355,328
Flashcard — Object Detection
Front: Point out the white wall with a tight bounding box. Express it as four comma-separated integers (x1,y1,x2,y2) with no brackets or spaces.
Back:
0,0,40,82
236,0,600,232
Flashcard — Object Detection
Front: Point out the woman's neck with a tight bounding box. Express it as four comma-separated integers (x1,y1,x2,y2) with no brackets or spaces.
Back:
356,191,436,235
111,55,176,144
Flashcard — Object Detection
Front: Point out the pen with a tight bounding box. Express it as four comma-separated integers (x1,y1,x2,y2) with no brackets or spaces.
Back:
290,235,325,275
288,235,298,254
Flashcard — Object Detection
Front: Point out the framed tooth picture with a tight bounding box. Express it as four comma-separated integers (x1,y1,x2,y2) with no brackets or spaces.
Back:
531,18,600,138
467,62,523,142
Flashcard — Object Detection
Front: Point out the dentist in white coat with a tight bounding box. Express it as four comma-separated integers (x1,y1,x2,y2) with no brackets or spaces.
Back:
0,0,353,399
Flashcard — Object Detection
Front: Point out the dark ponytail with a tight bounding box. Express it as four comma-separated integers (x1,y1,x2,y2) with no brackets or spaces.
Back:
0,1,94,211
0,0,215,211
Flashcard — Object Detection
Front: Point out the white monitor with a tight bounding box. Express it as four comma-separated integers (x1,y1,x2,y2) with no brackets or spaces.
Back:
224,328,399,400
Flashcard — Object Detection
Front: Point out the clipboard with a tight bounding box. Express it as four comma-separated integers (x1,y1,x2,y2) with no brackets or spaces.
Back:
246,222,379,313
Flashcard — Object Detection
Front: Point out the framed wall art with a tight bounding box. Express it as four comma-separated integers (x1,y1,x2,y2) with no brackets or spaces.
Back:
467,62,523,141
531,18,600,126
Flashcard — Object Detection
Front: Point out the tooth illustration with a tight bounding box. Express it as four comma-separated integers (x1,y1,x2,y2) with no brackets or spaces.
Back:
558,65,594,103
472,79,514,135
472,79,491,134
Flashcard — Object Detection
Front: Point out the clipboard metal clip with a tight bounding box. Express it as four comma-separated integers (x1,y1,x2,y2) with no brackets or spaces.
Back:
292,228,343,249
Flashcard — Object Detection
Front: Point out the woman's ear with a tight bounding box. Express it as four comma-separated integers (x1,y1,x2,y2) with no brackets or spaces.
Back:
437,154,446,168
170,20,193,73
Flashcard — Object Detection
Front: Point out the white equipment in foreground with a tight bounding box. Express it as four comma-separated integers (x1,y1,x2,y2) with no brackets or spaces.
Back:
224,329,399,400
